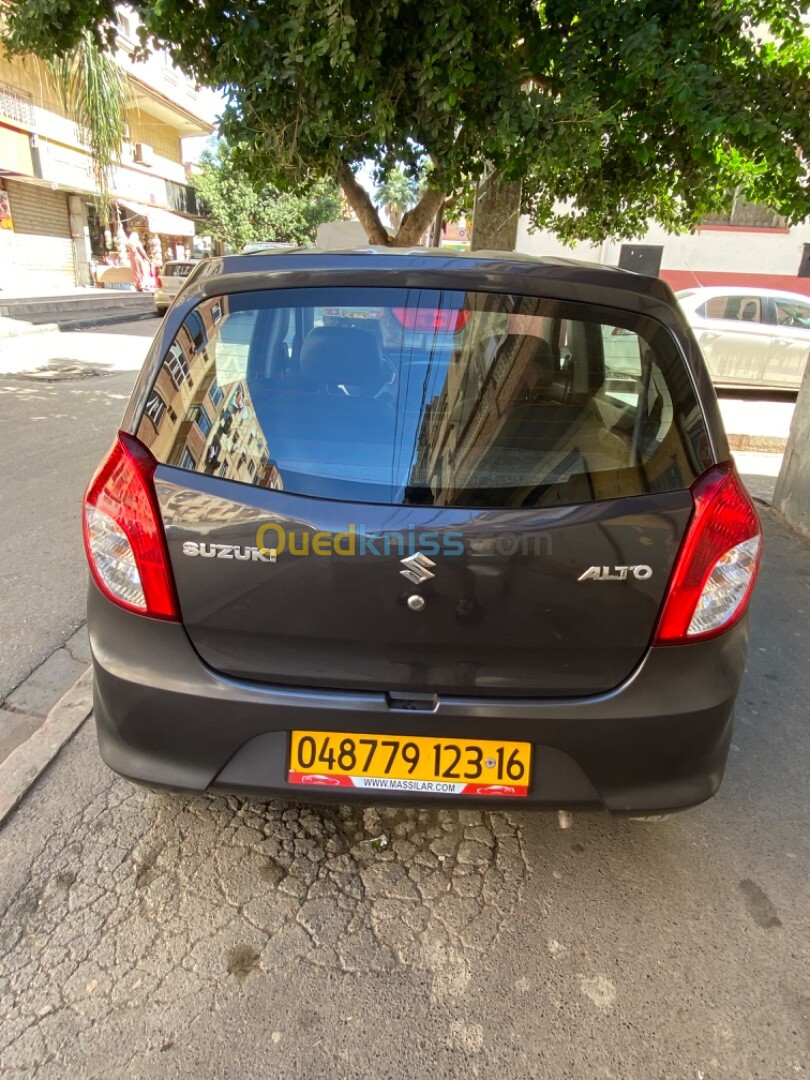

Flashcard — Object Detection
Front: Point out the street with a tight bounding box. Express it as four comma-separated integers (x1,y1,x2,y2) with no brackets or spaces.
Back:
0,320,151,697
0,320,808,1078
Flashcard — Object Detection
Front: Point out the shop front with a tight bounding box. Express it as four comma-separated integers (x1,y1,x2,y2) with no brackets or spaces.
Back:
91,199,196,290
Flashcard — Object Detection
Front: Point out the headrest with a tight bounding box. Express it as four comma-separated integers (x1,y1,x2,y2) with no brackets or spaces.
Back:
300,326,385,389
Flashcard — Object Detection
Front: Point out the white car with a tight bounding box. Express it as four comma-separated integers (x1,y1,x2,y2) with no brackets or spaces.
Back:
154,259,200,317
676,286,810,391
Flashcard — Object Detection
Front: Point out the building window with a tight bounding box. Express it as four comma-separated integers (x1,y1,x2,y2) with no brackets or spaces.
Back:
799,245,810,279
144,389,167,428
194,406,212,437
179,449,197,471
0,83,35,127
248,460,256,477
186,310,207,354
165,180,201,216
208,379,224,408
702,196,787,230
166,342,190,388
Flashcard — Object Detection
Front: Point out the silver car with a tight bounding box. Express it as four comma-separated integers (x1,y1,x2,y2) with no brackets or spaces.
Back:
154,259,199,317
676,286,810,390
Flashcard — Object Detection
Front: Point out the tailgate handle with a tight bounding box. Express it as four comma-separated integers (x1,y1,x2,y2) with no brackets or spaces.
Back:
386,692,439,712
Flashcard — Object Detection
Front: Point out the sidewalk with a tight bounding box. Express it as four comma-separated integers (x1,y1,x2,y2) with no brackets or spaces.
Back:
0,626,91,766
0,288,157,338
0,324,152,376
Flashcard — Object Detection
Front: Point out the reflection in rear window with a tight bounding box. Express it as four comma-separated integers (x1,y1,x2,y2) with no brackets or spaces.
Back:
137,288,710,507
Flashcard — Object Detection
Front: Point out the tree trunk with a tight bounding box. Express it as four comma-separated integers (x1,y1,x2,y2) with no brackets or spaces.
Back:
338,165,445,247
394,188,446,247
471,168,522,252
773,362,810,538
338,165,392,245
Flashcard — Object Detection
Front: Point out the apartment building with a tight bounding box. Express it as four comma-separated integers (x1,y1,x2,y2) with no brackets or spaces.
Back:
0,7,213,292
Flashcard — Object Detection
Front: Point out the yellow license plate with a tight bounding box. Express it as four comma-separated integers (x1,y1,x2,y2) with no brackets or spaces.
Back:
288,731,531,797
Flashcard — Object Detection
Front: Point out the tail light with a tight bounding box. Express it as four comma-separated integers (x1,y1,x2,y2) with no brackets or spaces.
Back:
392,307,471,333
655,464,761,644
83,433,179,620
155,274,162,288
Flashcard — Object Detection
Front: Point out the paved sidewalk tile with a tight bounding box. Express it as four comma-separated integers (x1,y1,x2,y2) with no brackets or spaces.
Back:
3,648,89,719
65,625,92,665
0,709,41,764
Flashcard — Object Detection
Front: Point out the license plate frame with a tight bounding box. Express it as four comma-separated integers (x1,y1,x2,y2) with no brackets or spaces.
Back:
288,730,531,797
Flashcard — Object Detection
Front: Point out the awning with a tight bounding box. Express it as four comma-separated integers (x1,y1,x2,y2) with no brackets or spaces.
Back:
119,199,196,237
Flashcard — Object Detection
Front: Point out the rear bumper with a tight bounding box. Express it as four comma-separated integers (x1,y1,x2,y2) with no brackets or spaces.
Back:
88,584,748,813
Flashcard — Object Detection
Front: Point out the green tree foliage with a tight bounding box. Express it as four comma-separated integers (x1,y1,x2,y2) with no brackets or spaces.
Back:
191,141,345,249
50,29,127,223
374,166,420,231
4,0,809,246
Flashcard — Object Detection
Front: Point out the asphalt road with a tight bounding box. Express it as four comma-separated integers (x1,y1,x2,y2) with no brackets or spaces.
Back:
0,509,807,1078
0,319,155,700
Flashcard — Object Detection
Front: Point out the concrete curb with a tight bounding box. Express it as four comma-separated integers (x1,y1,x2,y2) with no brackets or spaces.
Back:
0,309,157,341
56,310,158,333
0,667,93,828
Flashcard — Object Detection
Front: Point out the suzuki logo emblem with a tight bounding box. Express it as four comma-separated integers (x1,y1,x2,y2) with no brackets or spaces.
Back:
400,552,436,585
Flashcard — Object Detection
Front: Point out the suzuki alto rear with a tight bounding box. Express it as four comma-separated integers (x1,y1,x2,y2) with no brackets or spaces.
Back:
83,250,761,813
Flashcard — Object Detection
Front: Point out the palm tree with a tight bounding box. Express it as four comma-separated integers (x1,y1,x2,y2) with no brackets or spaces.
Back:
374,167,420,232
51,30,127,223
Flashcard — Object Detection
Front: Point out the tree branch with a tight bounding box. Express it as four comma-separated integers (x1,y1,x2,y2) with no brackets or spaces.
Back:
338,164,392,245
394,188,446,246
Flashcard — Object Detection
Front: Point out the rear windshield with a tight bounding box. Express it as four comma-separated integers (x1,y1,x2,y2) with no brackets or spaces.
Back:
137,287,711,507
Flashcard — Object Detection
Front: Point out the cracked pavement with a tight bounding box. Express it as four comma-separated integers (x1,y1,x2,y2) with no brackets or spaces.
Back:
0,511,808,1080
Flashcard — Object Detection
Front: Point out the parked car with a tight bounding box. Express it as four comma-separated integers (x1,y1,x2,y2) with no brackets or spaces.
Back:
154,259,199,316
676,286,810,390
83,251,761,814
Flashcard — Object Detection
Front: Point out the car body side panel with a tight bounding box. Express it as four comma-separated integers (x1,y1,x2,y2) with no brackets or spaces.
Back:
767,319,810,386
695,318,772,386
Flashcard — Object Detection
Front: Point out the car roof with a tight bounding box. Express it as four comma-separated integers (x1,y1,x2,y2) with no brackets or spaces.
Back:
676,285,810,302
207,247,678,303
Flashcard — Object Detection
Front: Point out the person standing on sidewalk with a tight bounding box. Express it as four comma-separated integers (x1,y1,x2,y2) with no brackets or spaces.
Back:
126,229,153,292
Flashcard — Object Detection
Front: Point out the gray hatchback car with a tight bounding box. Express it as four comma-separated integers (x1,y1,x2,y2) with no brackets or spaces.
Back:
83,250,761,813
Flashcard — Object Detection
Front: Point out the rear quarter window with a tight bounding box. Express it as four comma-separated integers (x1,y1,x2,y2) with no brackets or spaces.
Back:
137,287,711,507
705,295,762,322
